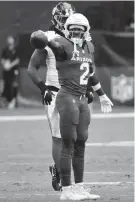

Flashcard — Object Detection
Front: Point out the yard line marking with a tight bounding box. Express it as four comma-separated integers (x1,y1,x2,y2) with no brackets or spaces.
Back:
0,193,133,197
84,171,133,175
84,182,134,185
0,112,134,122
0,115,47,122
0,193,133,198
92,113,134,119
86,141,134,147
0,181,133,185
0,171,133,175
0,162,134,167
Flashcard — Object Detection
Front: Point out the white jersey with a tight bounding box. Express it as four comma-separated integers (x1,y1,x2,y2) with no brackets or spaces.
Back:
44,31,60,89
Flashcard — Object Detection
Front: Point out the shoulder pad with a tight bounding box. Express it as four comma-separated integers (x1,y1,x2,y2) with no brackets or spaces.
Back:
54,36,68,46
45,31,60,42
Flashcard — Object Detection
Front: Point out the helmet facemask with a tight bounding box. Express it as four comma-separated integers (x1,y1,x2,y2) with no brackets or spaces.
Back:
53,14,69,33
66,25,87,46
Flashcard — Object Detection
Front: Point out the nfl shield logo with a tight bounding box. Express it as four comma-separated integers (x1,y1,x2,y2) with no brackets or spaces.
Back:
111,74,134,103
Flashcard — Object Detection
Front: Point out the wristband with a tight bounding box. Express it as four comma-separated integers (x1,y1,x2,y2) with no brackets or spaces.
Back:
92,83,101,91
37,81,47,93
96,88,105,96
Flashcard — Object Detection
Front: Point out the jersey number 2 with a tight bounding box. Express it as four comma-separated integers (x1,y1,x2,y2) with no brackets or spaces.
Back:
80,63,89,85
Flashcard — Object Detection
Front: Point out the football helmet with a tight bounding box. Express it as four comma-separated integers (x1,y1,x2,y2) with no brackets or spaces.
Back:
64,13,91,46
52,2,76,33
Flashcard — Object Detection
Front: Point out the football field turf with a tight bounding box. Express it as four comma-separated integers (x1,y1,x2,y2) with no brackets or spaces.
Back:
0,107,134,202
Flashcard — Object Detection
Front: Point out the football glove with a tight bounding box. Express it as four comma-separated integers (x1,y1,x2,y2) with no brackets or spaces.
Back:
37,81,54,105
42,89,54,105
99,94,113,113
86,90,94,104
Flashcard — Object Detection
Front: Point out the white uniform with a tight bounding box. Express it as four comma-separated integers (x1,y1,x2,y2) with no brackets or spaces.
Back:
44,31,61,138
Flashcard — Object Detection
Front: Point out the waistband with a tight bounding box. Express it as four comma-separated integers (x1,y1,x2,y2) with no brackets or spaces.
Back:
60,87,86,100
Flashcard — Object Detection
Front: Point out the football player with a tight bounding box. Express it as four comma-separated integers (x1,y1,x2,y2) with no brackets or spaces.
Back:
31,13,113,200
28,2,87,192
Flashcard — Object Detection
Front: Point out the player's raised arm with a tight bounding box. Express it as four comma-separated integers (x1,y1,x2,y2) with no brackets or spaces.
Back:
30,30,66,60
48,38,67,60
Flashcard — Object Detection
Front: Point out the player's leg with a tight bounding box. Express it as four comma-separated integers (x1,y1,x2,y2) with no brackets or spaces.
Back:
56,89,87,200
49,137,62,191
46,91,62,191
73,97,100,199
56,92,78,187
47,95,61,172
72,97,90,184
52,137,62,174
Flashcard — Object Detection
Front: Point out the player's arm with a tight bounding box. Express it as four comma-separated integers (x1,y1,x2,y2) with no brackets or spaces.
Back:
48,38,67,60
88,73,105,97
88,71,113,113
30,30,67,60
27,49,47,86
88,43,106,96
88,45,113,113
27,49,54,105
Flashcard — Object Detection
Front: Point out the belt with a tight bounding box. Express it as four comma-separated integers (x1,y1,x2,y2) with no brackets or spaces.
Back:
47,85,59,92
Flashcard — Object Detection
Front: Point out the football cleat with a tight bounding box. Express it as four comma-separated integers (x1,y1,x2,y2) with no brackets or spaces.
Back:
73,183,100,200
49,164,62,191
60,185,87,200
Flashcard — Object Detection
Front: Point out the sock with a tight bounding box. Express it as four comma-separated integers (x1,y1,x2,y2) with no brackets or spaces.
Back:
60,139,74,187
52,137,62,173
72,139,85,183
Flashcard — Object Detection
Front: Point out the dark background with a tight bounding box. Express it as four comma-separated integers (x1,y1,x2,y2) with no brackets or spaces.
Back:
0,1,133,66
0,1,134,105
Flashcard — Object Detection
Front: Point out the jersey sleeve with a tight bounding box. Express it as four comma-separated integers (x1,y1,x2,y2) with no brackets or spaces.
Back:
48,36,67,61
44,31,59,42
